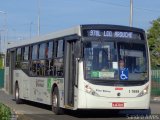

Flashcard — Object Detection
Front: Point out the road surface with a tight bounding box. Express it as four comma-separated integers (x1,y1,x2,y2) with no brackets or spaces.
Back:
0,90,160,120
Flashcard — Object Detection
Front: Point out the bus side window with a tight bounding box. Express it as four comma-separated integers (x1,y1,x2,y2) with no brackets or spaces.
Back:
32,44,38,60
45,59,54,76
16,48,22,69
37,60,45,76
54,40,64,77
23,46,29,61
48,41,53,59
45,41,54,76
21,46,29,73
38,43,46,76
30,45,38,76
30,61,37,76
6,50,10,67
54,58,63,77
39,43,46,59
56,40,63,58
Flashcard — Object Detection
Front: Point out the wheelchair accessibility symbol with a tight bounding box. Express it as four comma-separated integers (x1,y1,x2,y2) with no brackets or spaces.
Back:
120,69,128,80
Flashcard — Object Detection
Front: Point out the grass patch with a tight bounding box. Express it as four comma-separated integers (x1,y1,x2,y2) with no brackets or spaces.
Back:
0,103,11,120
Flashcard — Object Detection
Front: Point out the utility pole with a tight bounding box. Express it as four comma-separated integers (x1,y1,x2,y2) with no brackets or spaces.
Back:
37,0,40,36
30,22,33,39
0,11,7,53
130,0,133,27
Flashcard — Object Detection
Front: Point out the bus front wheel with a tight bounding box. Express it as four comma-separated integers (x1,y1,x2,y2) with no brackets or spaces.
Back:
15,84,22,104
52,87,63,115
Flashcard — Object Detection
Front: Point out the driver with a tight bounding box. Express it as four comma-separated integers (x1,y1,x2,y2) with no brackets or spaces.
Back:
119,59,128,80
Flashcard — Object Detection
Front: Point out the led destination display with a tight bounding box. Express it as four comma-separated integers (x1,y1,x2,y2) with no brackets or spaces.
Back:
83,29,143,40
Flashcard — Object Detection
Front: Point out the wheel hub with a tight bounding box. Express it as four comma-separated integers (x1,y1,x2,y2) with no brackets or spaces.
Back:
53,94,57,107
15,88,19,99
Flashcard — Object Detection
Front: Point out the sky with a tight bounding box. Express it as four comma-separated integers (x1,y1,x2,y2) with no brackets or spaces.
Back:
0,0,160,52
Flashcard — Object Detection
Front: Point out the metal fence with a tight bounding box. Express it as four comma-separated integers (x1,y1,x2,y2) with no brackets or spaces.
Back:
151,70,160,96
0,69,4,89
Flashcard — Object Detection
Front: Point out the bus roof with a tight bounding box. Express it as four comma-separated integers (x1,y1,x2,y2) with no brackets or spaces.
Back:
7,25,81,49
7,24,145,49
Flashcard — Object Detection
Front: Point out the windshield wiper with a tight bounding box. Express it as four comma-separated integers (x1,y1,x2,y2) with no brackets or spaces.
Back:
134,71,147,73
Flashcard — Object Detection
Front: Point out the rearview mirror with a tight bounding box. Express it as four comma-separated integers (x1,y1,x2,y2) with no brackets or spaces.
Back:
74,40,83,59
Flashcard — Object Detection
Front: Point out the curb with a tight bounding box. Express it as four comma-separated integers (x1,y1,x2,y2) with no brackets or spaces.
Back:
151,97,160,103
17,114,34,120
11,110,18,120
151,100,160,103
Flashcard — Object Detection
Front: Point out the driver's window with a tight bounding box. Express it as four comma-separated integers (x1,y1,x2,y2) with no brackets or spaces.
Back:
117,42,147,80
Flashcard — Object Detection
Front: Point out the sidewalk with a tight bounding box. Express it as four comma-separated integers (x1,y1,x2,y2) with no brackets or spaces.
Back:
0,89,53,120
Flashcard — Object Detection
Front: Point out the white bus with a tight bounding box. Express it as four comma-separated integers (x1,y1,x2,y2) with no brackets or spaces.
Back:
5,24,151,114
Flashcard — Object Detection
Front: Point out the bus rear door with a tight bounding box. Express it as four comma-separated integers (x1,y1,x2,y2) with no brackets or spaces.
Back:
9,49,16,95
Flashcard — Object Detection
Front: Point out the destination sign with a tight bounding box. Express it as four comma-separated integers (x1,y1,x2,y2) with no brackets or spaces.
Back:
83,30,143,40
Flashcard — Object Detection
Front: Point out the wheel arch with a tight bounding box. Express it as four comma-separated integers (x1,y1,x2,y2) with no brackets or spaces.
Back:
15,80,18,86
51,83,58,93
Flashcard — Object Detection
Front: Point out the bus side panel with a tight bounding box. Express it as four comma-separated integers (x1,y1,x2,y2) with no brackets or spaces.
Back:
13,70,50,104
13,69,65,106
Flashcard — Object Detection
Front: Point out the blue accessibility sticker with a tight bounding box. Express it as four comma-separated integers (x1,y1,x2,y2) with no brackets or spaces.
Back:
120,68,128,80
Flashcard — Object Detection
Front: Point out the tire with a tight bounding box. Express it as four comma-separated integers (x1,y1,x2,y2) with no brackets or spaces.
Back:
52,87,64,115
15,84,22,104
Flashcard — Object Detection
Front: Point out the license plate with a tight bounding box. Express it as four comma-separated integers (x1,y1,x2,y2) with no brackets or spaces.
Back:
112,102,124,107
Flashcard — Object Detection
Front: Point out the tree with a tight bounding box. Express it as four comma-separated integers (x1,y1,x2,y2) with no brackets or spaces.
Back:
147,18,160,69
0,54,4,69
0,58,3,69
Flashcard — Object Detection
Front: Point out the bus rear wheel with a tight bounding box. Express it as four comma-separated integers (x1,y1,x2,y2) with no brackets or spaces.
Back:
52,87,64,115
15,84,22,104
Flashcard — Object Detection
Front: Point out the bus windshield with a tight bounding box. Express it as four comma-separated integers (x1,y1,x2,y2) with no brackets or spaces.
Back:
84,41,148,81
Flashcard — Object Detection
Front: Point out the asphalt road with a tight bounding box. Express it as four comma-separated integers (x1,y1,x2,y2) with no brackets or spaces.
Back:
0,90,160,120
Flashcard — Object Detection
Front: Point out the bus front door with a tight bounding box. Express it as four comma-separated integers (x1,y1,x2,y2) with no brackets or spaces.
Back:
64,40,77,107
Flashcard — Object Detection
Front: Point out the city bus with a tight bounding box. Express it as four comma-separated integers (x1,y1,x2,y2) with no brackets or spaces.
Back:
5,24,151,115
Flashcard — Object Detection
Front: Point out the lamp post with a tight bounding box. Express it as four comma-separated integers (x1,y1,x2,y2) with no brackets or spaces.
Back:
129,0,133,27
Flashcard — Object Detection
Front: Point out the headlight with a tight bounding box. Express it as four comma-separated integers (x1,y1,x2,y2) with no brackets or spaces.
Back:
84,84,100,96
136,85,149,97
